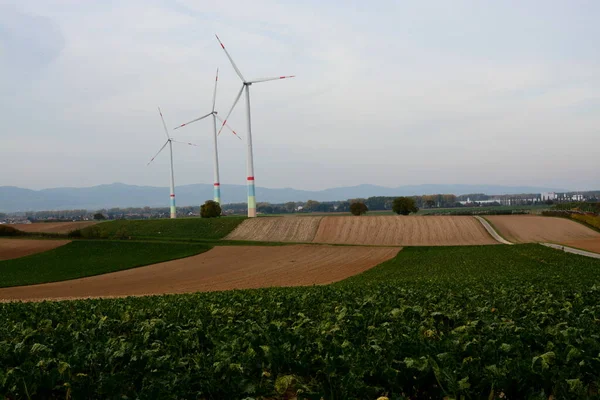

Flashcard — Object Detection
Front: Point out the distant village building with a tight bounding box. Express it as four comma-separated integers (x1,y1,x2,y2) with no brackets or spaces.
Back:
541,192,557,201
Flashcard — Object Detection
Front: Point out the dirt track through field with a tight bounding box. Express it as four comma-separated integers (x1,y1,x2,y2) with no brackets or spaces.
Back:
312,216,498,246
8,221,98,234
0,245,400,301
0,239,71,261
226,217,322,242
485,215,600,243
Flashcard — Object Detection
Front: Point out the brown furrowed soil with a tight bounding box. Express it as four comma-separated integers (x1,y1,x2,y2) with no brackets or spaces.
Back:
485,215,600,243
8,221,98,234
562,239,600,254
0,245,400,301
311,216,497,246
0,239,71,261
226,217,323,242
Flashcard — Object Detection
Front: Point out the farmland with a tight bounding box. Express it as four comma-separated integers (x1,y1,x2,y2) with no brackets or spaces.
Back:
7,221,98,234
76,216,245,241
2,244,600,398
0,245,399,301
0,241,210,288
0,238,70,261
229,215,498,246
485,215,600,243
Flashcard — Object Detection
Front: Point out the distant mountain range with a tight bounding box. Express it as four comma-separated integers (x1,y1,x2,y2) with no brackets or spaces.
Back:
0,183,570,212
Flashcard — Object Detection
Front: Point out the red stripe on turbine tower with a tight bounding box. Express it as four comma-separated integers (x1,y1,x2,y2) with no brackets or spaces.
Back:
214,183,220,186
247,176,255,181
170,194,175,197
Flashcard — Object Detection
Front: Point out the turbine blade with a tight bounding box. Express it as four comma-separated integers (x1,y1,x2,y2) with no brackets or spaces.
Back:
173,112,213,130
215,114,243,140
147,140,170,166
171,138,201,147
158,107,170,139
248,75,295,84
215,34,245,82
217,84,244,135
212,68,218,112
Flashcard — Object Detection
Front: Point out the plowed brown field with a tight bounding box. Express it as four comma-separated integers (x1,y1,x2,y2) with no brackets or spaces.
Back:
226,217,322,242
312,216,497,246
561,239,600,254
0,245,400,301
485,215,600,243
0,239,70,261
8,221,98,234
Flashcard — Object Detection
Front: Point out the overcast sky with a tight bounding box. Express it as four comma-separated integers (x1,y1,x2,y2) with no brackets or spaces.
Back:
0,0,598,191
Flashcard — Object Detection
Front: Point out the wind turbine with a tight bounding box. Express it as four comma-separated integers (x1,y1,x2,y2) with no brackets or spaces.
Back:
147,107,199,219
215,34,295,217
173,69,242,205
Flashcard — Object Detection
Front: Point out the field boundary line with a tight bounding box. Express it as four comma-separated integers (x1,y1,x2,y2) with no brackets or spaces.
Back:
541,243,600,259
474,216,513,245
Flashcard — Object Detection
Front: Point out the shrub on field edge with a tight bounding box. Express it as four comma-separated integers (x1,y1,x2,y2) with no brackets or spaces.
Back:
350,202,368,216
201,200,222,218
0,225,23,236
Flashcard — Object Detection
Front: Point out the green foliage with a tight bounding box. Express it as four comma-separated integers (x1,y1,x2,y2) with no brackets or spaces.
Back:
392,196,419,215
0,225,23,237
77,217,244,241
349,202,368,216
553,202,600,214
0,241,210,287
200,200,222,218
93,213,106,220
571,213,600,230
2,245,600,398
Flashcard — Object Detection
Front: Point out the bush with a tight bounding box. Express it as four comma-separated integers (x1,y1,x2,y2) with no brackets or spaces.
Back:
0,225,22,237
93,213,106,220
67,229,83,238
392,197,419,215
350,202,368,216
200,200,222,218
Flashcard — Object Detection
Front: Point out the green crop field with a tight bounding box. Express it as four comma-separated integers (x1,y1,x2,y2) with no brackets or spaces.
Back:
1,244,599,398
76,216,246,241
0,241,210,288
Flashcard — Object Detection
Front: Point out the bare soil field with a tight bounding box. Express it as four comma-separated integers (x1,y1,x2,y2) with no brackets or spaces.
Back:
563,239,600,254
0,245,400,301
311,216,498,246
0,239,71,261
485,215,600,243
8,221,98,234
226,217,322,242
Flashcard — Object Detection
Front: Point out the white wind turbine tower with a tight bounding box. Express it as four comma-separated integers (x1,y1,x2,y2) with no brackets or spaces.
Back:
215,34,295,217
147,107,199,219
173,68,242,205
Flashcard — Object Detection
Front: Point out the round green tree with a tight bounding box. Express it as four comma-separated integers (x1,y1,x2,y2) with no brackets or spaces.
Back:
350,202,368,216
392,197,419,215
201,200,222,218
